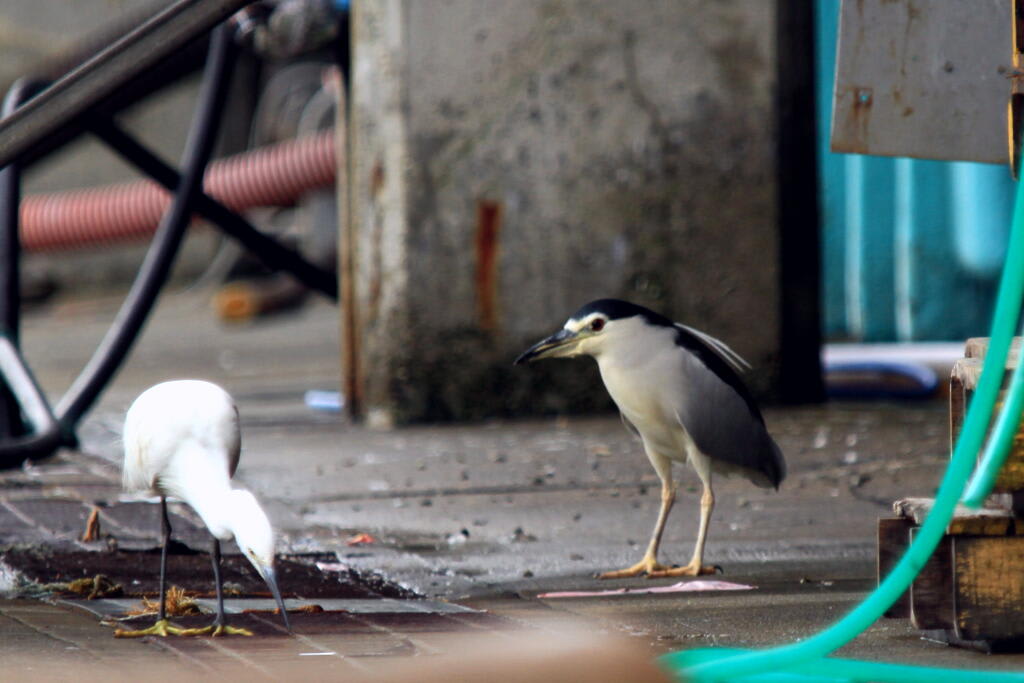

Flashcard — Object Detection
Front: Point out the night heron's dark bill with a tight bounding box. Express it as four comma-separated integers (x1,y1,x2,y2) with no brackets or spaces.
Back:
514,328,581,365
258,564,292,633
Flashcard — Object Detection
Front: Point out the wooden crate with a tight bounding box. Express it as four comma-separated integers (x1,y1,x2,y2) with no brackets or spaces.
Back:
950,337,1024,493
880,337,1024,649
878,497,1024,648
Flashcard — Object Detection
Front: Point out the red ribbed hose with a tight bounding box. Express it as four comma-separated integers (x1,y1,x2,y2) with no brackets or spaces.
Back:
20,129,336,251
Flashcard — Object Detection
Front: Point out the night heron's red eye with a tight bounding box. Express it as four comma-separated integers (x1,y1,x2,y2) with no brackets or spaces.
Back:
591,318,605,331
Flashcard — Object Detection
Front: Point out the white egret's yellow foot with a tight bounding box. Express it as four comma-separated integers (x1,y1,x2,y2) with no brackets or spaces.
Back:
114,618,189,638
175,623,254,637
646,561,720,578
597,557,671,579
214,624,254,637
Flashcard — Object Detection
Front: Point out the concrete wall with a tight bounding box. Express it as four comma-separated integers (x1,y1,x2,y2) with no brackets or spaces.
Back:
350,0,780,425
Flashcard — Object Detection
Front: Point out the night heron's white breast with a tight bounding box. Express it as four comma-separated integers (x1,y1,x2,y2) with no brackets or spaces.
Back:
595,319,695,463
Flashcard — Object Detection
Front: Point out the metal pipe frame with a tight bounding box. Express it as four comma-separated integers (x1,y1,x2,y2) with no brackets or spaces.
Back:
0,0,255,170
86,118,338,298
0,80,63,465
0,9,338,464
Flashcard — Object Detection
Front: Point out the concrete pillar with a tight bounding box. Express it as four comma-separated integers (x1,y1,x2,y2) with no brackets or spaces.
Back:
349,0,779,425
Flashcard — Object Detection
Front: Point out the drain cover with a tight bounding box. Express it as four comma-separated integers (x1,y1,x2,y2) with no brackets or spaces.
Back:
62,597,477,618
0,548,416,599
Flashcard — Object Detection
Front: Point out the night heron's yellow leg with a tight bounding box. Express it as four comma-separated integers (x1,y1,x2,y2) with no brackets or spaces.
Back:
599,454,676,579
647,484,718,577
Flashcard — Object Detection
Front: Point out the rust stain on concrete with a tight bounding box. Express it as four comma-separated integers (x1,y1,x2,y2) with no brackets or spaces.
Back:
475,200,502,334
370,161,385,199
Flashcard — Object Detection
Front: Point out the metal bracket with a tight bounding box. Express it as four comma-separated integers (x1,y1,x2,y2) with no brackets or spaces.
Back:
832,0,1013,165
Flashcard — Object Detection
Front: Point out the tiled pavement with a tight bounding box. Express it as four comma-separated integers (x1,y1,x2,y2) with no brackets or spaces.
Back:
0,596,536,681
2,291,1024,679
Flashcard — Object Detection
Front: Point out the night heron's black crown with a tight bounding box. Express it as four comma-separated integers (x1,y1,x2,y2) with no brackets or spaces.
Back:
571,299,675,327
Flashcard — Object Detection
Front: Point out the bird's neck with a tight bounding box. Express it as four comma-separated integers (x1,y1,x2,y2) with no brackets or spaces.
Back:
594,330,661,372
184,485,236,541
164,448,235,541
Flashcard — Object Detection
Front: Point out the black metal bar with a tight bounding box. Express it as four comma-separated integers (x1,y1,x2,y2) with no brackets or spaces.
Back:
0,83,27,346
0,0,255,170
0,82,30,448
88,118,338,299
0,80,47,341
55,24,239,434
775,0,824,403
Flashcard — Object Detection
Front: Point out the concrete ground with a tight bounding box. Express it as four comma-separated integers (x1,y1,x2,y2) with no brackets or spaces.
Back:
1,287,1022,679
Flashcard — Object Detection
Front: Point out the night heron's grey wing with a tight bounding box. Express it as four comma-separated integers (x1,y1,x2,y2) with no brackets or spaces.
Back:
672,327,785,488
676,324,751,373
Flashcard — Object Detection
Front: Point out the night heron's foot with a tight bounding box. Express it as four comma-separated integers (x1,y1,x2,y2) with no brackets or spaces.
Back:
114,619,188,638
175,623,254,637
646,561,720,578
597,557,671,579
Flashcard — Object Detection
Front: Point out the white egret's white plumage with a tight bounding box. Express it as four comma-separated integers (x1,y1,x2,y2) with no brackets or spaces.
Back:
116,380,290,637
516,299,785,579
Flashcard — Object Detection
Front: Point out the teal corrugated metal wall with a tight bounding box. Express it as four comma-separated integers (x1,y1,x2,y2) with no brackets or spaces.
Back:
816,0,1013,342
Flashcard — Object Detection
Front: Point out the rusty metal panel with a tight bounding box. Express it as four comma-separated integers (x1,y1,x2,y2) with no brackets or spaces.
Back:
832,0,1013,163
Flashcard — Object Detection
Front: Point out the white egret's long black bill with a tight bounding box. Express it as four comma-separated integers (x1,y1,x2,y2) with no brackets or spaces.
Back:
514,328,578,365
260,565,292,633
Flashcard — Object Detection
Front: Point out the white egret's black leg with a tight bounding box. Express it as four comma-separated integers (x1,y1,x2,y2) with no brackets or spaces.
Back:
158,497,171,621
115,497,187,637
176,538,252,637
211,539,226,628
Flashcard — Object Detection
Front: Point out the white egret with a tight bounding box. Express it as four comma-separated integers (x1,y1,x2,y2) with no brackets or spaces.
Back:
115,380,291,637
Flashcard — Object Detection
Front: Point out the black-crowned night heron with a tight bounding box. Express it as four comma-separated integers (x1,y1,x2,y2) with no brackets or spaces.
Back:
115,380,291,637
515,299,785,578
